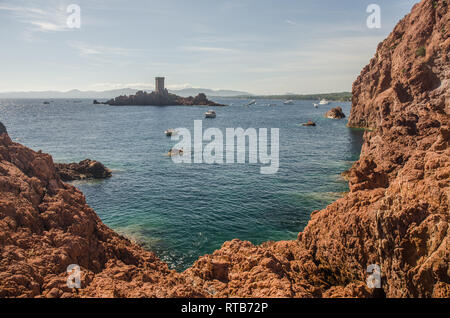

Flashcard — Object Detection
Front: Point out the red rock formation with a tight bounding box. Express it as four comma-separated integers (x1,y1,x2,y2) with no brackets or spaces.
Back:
182,0,449,298
55,159,112,182
325,107,346,119
0,131,205,298
0,0,448,298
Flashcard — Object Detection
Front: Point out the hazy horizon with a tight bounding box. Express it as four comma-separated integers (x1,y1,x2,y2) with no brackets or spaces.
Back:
1,0,418,95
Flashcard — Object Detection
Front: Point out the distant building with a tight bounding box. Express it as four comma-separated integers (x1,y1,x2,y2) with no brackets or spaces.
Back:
155,77,165,93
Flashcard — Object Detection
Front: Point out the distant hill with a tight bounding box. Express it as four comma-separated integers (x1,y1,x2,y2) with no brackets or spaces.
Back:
232,92,352,102
0,88,251,99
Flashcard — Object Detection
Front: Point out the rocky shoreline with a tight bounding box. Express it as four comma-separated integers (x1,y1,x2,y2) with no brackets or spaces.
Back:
0,0,448,298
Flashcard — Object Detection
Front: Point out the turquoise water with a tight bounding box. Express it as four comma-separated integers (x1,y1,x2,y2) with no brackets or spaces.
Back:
0,98,363,271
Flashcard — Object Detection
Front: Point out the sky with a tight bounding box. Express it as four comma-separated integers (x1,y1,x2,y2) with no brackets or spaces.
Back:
0,0,419,95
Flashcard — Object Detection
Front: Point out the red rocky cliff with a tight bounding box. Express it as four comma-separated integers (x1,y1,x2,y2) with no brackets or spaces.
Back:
0,132,205,297
0,0,448,298
182,0,449,298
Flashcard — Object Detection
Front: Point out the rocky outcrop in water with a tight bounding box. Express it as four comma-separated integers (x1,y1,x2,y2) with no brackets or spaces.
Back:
106,90,225,107
55,159,112,182
0,0,448,298
325,107,346,119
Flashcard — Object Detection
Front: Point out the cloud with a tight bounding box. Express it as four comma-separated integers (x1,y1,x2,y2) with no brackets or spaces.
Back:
29,20,67,31
285,19,297,25
181,46,238,54
0,3,70,33
166,83,192,90
90,82,192,91
91,82,154,90
0,4,46,15
68,41,137,57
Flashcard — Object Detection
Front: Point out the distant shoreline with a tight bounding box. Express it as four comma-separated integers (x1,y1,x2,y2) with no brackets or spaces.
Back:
227,92,351,102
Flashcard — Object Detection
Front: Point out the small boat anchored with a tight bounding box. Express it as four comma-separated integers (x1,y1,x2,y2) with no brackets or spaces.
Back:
205,110,217,118
165,129,177,137
167,148,184,157
319,99,330,105
301,120,317,127
313,103,319,108
246,100,256,106
283,100,294,105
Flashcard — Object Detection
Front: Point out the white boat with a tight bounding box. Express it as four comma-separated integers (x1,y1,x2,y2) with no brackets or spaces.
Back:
165,129,176,137
319,99,330,105
246,100,256,106
313,103,319,108
205,110,216,118
284,100,294,105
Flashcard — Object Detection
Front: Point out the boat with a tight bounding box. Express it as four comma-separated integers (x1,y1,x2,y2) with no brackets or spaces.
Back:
205,110,216,118
319,99,330,105
313,103,319,108
283,100,294,105
43,101,50,105
301,120,316,127
167,148,184,157
246,100,256,106
165,129,177,137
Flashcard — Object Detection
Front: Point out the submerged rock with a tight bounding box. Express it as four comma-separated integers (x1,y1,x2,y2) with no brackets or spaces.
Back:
325,107,346,119
55,159,112,181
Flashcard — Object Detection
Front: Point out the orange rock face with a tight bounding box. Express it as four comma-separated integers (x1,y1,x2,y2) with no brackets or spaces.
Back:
0,0,448,298
183,0,449,298
0,133,205,298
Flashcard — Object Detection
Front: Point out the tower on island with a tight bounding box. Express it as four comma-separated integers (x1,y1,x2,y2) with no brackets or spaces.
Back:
155,77,165,93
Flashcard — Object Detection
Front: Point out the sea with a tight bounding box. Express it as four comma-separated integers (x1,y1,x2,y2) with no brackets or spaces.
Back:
0,98,364,271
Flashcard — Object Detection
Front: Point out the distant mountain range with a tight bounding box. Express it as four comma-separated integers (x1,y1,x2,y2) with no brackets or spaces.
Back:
0,88,251,99
238,92,352,102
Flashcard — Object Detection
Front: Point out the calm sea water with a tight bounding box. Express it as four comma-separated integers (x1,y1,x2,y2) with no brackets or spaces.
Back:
0,98,363,271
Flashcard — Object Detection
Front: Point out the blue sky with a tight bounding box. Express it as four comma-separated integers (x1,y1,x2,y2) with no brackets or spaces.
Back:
0,0,418,94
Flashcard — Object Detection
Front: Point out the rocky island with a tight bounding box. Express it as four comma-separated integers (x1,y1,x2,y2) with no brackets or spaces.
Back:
106,90,225,107
325,107,346,119
0,0,448,298
101,77,226,107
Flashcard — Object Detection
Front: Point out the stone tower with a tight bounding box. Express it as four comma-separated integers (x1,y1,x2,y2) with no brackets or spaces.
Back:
155,77,165,93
